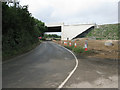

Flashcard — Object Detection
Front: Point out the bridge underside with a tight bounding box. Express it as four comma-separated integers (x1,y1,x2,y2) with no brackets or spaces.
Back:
46,26,61,32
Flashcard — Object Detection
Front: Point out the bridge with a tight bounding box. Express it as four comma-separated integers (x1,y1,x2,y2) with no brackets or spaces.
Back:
45,23,95,40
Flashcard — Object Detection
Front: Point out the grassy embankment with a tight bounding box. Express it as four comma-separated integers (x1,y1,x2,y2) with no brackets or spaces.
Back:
86,24,119,40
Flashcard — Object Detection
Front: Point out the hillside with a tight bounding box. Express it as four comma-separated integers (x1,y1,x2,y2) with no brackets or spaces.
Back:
85,24,119,40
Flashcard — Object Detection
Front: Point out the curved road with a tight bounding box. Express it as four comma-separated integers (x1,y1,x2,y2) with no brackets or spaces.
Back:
3,41,76,88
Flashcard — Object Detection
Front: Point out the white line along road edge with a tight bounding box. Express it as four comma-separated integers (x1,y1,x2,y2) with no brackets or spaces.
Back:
56,44,79,90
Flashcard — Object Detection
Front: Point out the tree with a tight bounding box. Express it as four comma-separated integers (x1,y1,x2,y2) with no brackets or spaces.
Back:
2,2,47,59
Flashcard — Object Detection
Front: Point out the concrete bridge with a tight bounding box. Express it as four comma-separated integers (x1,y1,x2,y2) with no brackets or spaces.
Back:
45,23,95,40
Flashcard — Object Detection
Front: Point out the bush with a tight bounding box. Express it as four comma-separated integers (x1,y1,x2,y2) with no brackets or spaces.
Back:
72,46,85,53
64,45,88,53
64,45,74,50
2,3,47,60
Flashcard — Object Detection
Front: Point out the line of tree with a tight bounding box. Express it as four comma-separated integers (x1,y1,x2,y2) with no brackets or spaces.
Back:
44,34,61,38
2,2,47,59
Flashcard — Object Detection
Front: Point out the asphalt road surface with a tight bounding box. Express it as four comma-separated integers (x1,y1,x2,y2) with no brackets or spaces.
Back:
3,41,76,88
3,41,118,89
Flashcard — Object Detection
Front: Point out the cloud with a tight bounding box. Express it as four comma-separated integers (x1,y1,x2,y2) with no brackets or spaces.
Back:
20,0,119,24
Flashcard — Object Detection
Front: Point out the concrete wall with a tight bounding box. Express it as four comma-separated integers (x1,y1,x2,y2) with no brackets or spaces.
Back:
62,24,94,40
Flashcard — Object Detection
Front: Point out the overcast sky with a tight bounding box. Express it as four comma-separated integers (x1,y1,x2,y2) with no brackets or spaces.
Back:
20,0,119,25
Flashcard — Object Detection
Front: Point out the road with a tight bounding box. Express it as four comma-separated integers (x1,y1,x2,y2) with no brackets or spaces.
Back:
64,54,118,88
3,41,118,89
3,41,76,88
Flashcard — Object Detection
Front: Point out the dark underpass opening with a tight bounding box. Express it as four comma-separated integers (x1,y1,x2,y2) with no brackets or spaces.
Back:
46,26,61,32
45,26,61,41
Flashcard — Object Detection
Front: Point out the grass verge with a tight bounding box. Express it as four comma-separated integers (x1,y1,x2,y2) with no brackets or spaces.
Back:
2,41,42,61
64,45,93,55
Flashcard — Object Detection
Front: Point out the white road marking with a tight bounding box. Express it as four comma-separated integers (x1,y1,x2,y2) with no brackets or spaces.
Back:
55,43,79,90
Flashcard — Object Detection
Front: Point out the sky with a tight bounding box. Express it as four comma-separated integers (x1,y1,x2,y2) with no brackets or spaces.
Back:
119,1,120,23
19,0,119,25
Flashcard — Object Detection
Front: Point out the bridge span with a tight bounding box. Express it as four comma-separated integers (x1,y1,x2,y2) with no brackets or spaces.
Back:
45,23,95,40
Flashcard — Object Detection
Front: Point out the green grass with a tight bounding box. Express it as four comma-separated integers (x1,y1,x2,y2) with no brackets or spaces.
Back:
86,24,119,40
64,45,74,50
72,46,85,53
64,45,90,54
2,41,42,61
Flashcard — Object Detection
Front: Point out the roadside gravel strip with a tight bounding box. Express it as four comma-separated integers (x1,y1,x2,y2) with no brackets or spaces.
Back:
52,42,79,90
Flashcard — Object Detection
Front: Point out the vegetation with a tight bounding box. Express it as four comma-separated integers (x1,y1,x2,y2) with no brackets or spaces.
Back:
2,2,47,60
64,45,90,54
86,24,119,40
44,34,61,41
44,34,61,38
